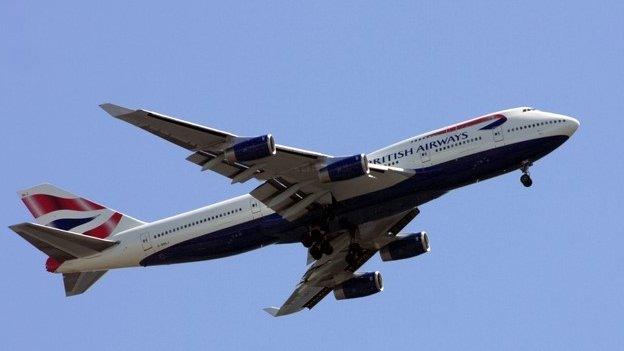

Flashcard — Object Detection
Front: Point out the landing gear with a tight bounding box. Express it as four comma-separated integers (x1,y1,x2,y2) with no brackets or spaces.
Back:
321,240,333,255
345,243,363,266
303,227,333,260
301,228,321,248
520,161,533,188
520,173,533,187
309,243,323,260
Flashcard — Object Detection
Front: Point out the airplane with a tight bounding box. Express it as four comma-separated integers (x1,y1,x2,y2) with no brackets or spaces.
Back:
9,104,579,316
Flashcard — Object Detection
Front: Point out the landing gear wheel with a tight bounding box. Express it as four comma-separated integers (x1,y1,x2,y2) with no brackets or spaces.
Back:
321,241,333,255
310,229,322,242
520,173,533,187
302,228,322,248
301,235,314,248
309,244,323,260
520,160,533,188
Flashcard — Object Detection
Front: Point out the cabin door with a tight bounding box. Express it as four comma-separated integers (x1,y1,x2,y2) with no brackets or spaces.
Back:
140,233,152,251
250,199,262,219
492,126,504,142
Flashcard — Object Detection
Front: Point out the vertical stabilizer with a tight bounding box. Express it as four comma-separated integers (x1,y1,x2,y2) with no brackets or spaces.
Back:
18,183,145,238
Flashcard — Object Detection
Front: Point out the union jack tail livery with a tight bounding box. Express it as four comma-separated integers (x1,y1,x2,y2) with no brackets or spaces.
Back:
19,183,144,238
10,184,145,296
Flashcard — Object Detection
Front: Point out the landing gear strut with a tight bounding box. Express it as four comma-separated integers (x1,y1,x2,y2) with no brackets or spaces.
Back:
345,224,363,266
520,161,533,187
303,227,333,260
345,243,363,266
301,228,321,248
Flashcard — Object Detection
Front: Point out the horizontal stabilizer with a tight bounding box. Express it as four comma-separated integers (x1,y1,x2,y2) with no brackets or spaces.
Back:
8,222,118,261
63,271,108,296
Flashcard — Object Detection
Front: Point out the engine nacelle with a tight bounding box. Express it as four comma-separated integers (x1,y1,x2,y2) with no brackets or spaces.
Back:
224,135,276,163
380,232,430,262
333,271,383,300
318,154,369,183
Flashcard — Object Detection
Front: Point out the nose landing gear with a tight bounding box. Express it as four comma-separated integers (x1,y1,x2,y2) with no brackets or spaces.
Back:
520,161,533,187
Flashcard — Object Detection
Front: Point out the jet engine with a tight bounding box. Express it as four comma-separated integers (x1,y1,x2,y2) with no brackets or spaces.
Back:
380,232,430,262
224,135,276,162
319,154,369,183
333,271,383,300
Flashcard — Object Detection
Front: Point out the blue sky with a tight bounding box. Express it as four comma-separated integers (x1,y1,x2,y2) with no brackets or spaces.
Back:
1,1,622,350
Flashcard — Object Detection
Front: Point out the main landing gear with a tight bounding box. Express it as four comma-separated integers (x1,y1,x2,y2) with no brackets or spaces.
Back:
345,225,364,266
345,243,363,266
302,227,333,260
520,161,533,187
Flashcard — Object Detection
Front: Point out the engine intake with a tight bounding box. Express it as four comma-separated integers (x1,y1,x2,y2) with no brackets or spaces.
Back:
380,232,430,262
319,154,369,183
224,135,276,163
333,271,383,300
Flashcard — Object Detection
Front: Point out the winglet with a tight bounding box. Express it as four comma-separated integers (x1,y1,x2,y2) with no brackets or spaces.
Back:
262,307,280,317
99,103,134,117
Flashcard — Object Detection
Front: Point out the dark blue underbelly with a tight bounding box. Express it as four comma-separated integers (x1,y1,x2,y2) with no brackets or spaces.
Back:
140,135,567,267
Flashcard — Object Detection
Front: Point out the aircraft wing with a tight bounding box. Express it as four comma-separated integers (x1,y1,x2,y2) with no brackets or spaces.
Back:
264,209,418,317
101,104,413,220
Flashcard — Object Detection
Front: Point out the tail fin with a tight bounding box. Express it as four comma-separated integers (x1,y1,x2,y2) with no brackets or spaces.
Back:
18,183,145,238
12,183,143,297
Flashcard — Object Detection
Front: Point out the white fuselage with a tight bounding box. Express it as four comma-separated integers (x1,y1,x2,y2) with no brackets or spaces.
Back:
57,107,579,274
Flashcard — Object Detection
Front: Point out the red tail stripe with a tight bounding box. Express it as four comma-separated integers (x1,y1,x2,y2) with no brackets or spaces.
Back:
22,194,105,218
84,212,122,238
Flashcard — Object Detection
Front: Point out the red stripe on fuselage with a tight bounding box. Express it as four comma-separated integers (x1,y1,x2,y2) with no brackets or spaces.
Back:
427,114,505,137
21,194,105,218
83,212,122,238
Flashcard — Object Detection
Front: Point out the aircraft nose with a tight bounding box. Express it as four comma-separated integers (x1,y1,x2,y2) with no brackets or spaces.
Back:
562,116,580,137
545,112,579,137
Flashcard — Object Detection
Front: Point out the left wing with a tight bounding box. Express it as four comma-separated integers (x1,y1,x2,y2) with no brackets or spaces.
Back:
264,209,419,317
101,104,413,220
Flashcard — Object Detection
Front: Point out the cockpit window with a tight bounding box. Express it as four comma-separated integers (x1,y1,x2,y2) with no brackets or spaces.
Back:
522,107,535,112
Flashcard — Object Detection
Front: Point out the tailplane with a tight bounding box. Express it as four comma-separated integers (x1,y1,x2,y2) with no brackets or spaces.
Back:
63,271,108,296
8,222,118,263
8,222,118,296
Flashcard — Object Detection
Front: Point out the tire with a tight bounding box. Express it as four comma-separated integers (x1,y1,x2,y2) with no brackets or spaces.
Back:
521,174,533,187
310,229,322,241
301,235,314,248
321,241,333,255
309,245,323,260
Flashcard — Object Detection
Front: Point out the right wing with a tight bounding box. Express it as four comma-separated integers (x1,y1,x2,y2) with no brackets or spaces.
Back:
264,209,419,317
